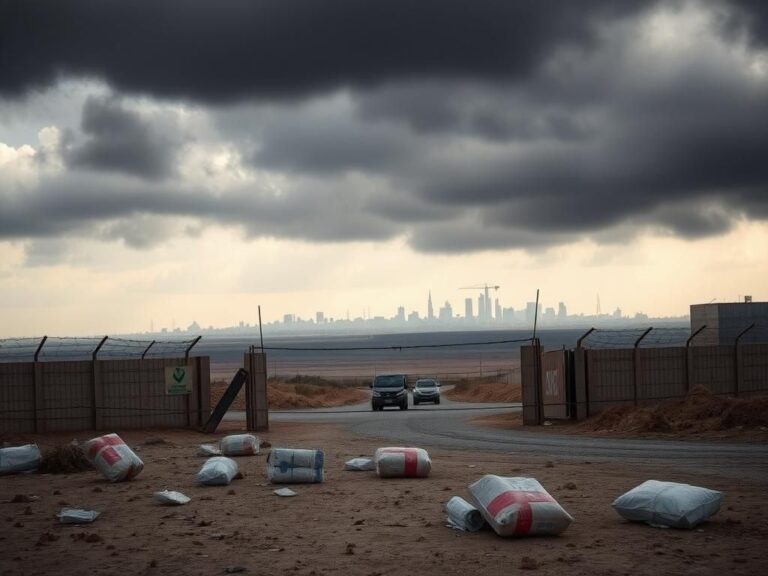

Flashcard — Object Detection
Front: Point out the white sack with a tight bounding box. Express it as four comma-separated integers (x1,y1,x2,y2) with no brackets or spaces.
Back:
612,480,723,529
197,456,239,486
220,434,259,457
374,447,431,478
0,444,42,475
469,475,573,537
267,448,324,484
198,444,221,456
57,508,100,524
445,496,485,532
83,433,144,482
344,457,376,471
153,490,191,505
274,488,297,497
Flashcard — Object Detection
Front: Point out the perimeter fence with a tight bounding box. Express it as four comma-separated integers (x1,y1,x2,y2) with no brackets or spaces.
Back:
0,335,210,434
522,325,768,424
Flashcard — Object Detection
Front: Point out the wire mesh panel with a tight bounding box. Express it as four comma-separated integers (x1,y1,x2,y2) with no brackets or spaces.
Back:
586,348,635,410
39,361,92,432
0,362,35,433
740,343,768,396
689,345,736,394
636,347,687,401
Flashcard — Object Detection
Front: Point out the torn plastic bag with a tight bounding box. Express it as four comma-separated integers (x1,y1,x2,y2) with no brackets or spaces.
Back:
82,433,144,482
445,496,485,532
469,475,573,537
0,444,42,475
344,457,375,471
57,508,100,524
198,444,222,456
220,434,259,456
153,490,191,505
197,456,239,486
612,480,723,529
267,448,324,484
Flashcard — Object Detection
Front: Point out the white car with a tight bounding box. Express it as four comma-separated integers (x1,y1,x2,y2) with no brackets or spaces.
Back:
413,378,441,405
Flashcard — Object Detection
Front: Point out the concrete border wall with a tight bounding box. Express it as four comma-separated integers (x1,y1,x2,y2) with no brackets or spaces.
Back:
0,356,210,434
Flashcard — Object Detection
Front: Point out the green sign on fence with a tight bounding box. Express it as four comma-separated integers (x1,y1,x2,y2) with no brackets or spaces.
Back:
165,364,195,395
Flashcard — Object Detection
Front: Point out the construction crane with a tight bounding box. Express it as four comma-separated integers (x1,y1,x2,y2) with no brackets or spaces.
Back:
460,284,500,322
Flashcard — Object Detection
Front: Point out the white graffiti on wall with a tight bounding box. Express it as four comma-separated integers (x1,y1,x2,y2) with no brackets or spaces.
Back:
545,369,560,397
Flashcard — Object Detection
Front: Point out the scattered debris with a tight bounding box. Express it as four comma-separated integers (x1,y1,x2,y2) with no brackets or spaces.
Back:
209,533,226,540
445,496,485,532
274,488,297,497
613,480,723,528
10,494,39,503
154,490,191,505
144,436,166,445
83,434,144,482
57,508,100,524
198,444,222,457
225,567,246,574
0,444,42,475
36,532,60,545
344,457,375,471
39,444,92,474
520,556,539,570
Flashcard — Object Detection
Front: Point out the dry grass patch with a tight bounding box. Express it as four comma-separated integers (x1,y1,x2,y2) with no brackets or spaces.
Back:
444,374,521,403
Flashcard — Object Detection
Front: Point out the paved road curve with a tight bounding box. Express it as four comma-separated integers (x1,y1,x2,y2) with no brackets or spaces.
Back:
227,394,768,480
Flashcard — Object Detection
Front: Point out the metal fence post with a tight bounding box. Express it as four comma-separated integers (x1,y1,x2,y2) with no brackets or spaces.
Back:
32,336,47,433
685,325,707,393
633,327,653,407
91,336,108,430
734,324,755,397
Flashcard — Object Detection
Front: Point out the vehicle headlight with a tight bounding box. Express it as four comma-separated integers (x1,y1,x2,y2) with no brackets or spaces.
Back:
372,390,381,397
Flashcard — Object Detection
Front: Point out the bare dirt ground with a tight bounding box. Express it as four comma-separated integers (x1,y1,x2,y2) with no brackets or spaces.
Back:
1,422,766,576
210,377,368,410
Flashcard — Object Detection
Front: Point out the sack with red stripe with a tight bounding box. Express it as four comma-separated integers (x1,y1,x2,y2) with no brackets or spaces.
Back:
220,434,259,456
83,433,144,483
374,447,431,478
469,475,573,537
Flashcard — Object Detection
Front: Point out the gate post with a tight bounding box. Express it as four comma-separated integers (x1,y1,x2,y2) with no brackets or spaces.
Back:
244,348,269,431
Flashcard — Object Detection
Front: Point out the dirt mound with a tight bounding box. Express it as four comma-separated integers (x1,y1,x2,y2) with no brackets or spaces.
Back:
210,377,367,410
38,443,93,474
586,386,768,434
444,376,521,403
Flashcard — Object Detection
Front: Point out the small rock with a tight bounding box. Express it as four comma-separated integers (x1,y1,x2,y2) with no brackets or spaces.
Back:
85,533,103,543
544,461,554,468
24,506,33,515
227,489,236,495
13,521,23,528
36,532,59,545
520,556,539,570
209,533,226,540
259,440,271,449
225,567,246,574
10,494,37,503
345,543,356,555
144,436,166,445
564,482,577,490
234,472,245,480
149,559,158,567
93,487,103,493
197,520,212,527
53,490,61,495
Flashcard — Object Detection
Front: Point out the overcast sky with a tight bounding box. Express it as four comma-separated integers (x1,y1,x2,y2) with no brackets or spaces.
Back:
1,0,767,337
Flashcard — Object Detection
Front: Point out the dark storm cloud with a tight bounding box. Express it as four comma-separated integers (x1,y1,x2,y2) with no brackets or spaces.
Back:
0,0,646,102
63,96,182,179
1,0,768,256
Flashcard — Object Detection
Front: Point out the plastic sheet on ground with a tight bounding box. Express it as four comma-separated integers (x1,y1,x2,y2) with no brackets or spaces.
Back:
0,444,42,475
445,496,485,532
220,434,259,456
153,490,191,505
82,433,144,482
57,508,100,524
612,480,723,529
198,444,221,457
267,448,324,484
469,475,573,537
344,457,376,471
197,457,239,486
274,488,298,497
374,447,431,478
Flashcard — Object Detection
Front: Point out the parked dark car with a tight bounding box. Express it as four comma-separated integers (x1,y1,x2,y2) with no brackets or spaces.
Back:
413,378,441,405
371,374,408,411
